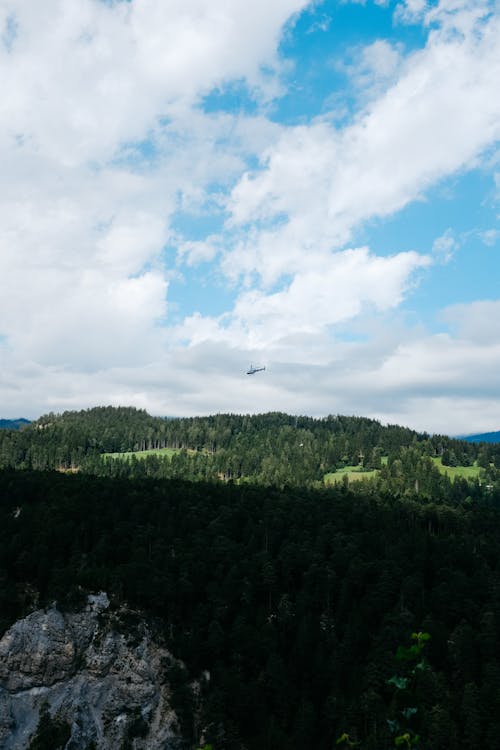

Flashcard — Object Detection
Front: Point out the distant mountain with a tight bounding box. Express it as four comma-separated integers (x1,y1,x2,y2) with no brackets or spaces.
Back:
462,430,500,444
0,418,30,430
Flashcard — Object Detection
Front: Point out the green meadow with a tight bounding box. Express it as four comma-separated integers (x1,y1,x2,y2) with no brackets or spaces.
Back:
325,456,482,485
324,466,380,485
103,447,180,460
431,456,482,480
104,448,483,486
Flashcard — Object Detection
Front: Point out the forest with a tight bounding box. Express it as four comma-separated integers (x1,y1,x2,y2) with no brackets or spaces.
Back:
1,406,500,502
2,407,500,748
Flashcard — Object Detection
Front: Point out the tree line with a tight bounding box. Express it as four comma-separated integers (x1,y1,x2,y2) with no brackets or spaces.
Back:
2,407,500,501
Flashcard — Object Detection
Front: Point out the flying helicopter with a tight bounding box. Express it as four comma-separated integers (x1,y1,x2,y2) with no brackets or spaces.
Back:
246,363,266,375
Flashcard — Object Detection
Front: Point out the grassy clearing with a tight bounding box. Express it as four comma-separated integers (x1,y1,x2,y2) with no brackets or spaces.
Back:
103,447,180,460
324,466,380,485
431,456,481,480
325,456,482,486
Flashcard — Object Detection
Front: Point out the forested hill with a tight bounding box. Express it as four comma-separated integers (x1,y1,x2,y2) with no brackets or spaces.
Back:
3,405,426,457
462,430,500,443
0,418,30,430
2,468,500,749
1,406,500,498
3,409,500,746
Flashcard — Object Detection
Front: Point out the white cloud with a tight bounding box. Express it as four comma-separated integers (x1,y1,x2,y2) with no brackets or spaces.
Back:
175,247,430,354
230,247,430,346
306,14,332,33
0,0,310,375
5,301,500,435
395,0,493,28
441,299,500,343
432,228,459,262
2,293,500,436
97,213,167,274
176,237,219,266
479,228,500,246
1,0,500,437
0,0,308,164
336,39,404,103
225,4,500,285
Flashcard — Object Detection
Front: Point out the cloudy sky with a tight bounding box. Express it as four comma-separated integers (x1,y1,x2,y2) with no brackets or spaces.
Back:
1,0,499,434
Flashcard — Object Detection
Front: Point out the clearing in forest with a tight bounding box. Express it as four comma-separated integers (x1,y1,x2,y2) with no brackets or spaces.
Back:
103,447,180,460
324,457,482,485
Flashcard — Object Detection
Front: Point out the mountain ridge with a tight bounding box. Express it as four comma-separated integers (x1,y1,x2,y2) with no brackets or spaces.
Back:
460,430,500,443
0,418,30,431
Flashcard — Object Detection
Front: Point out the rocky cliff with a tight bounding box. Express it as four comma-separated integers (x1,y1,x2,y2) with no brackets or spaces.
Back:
0,593,192,749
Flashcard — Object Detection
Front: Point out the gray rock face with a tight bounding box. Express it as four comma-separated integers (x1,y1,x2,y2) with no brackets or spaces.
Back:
0,594,186,749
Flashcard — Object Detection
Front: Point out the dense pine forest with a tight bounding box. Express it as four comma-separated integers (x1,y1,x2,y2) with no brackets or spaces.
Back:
1,406,499,500
2,407,500,748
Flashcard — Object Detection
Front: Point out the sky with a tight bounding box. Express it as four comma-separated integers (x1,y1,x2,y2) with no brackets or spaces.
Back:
0,0,499,434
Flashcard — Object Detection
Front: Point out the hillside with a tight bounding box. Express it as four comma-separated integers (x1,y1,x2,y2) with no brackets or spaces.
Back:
462,430,500,443
0,418,30,431
1,406,498,502
2,408,500,747
1,468,500,749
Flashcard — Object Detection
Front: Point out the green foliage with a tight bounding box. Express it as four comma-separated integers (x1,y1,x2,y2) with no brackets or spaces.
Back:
385,632,431,749
388,675,409,689
396,634,430,663
2,450,500,749
3,406,500,750
395,733,420,748
0,407,493,497
336,732,359,746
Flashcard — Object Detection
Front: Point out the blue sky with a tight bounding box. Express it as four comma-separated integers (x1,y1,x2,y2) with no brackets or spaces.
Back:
0,0,499,433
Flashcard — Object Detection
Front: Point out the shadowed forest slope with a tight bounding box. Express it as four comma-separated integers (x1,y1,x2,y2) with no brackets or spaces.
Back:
2,468,500,748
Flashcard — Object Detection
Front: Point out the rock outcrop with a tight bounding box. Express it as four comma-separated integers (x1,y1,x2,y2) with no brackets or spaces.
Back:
0,594,187,749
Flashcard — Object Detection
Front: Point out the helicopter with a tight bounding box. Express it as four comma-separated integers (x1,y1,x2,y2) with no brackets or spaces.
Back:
246,364,266,375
